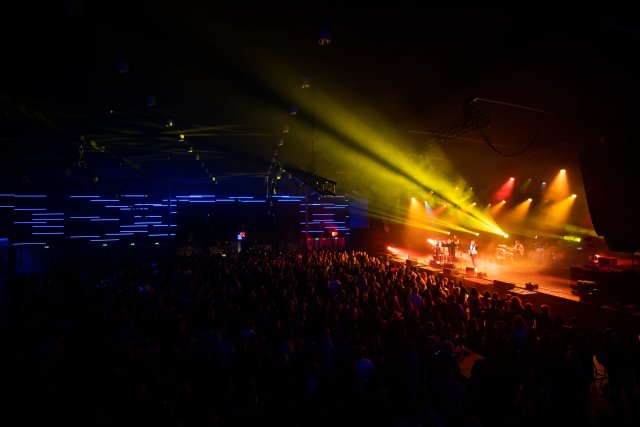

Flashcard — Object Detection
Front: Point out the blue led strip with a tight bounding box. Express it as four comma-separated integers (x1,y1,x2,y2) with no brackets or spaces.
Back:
12,242,48,246
4,191,350,245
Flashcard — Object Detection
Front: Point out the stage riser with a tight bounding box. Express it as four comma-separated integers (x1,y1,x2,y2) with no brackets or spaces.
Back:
461,277,640,334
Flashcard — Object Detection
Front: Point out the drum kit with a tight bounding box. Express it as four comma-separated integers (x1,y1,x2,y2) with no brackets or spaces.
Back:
433,240,455,262
496,243,513,261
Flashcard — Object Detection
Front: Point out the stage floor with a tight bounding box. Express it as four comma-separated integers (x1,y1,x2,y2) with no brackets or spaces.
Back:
389,252,640,334
398,250,639,309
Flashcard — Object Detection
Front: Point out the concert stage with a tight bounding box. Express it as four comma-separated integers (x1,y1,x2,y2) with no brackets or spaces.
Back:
388,253,640,334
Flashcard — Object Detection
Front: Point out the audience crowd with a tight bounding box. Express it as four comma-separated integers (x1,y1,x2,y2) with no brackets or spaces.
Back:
2,249,639,426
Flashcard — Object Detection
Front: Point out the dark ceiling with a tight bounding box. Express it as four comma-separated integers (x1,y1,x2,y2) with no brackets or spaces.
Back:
2,2,639,205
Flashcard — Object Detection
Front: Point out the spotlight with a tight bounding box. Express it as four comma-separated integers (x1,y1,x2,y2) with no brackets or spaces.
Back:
300,76,312,89
318,27,332,46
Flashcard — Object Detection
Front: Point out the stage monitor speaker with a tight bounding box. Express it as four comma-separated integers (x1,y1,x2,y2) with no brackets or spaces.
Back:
493,280,515,291
597,257,617,268
443,268,453,276
572,280,598,293
429,259,440,268
466,267,476,276
525,282,539,291
477,272,487,279
580,144,640,253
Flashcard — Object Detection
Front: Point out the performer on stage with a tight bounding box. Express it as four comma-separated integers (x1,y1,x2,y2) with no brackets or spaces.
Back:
449,235,459,262
469,240,478,269
513,240,524,262
434,240,442,256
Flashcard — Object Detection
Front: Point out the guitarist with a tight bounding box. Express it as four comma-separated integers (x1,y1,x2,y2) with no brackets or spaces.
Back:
469,240,478,269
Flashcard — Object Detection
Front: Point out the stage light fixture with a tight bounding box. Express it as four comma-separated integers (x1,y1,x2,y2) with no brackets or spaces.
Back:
318,27,332,46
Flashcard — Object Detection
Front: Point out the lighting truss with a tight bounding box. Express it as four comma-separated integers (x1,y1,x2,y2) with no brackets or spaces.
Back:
419,108,490,149
268,161,336,196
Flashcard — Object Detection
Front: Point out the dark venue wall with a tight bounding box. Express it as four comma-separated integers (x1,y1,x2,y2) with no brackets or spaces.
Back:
580,142,640,254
